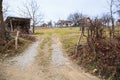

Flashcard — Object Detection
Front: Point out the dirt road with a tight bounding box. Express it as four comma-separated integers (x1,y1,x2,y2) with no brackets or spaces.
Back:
0,36,100,80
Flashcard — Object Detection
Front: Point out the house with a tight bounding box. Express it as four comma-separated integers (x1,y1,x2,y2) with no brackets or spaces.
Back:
5,16,31,34
77,17,89,27
56,20,72,27
116,19,120,26
40,23,48,28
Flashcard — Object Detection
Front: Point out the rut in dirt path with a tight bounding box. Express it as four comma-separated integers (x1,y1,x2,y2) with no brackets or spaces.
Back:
4,38,42,67
0,35,100,80
7,40,40,67
50,35,100,80
51,40,68,66
0,38,43,80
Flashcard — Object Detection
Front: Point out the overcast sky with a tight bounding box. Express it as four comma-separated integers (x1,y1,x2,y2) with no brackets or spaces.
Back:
3,0,109,22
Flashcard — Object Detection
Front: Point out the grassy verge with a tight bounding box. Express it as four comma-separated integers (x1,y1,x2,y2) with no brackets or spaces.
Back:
54,27,80,55
0,38,32,61
34,27,80,55
33,28,53,66
40,36,51,49
36,35,52,66
35,27,120,79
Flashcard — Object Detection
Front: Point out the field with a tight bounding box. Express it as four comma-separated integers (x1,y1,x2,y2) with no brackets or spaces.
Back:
0,27,120,80
34,27,82,54
0,37,32,61
34,27,120,80
0,27,100,80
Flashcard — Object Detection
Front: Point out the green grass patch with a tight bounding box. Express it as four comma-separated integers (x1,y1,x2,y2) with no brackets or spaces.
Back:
62,37,77,54
40,36,51,49
36,51,50,66
35,27,80,54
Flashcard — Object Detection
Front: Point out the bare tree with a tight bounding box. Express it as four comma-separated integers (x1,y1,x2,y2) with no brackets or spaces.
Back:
19,0,43,33
0,0,3,22
110,0,115,37
3,2,9,19
67,12,84,26
107,0,115,38
100,13,111,27
48,21,52,27
115,0,120,17
0,0,6,44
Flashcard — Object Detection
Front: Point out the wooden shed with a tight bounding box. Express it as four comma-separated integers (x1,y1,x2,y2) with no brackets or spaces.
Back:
5,16,31,34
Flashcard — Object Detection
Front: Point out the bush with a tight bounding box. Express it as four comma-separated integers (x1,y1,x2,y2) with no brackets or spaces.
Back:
75,38,120,80
20,34,36,41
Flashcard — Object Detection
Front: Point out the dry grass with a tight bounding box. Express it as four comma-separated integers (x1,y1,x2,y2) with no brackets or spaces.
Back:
37,35,52,66
35,27,120,80
34,27,81,54
0,38,32,61
34,26,120,55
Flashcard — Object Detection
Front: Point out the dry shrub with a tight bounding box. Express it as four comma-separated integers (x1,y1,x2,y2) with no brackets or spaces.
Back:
75,38,120,80
20,34,36,41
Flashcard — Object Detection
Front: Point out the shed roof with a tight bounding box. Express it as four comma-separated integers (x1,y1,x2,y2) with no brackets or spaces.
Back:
5,16,31,23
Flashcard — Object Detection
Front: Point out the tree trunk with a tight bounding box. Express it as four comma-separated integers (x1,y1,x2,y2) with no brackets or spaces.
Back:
32,21,35,33
33,25,35,33
110,0,115,38
111,18,115,37
0,0,6,45
0,0,3,22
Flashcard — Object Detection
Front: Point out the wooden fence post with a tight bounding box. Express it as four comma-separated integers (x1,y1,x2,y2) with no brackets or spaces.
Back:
15,31,20,49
